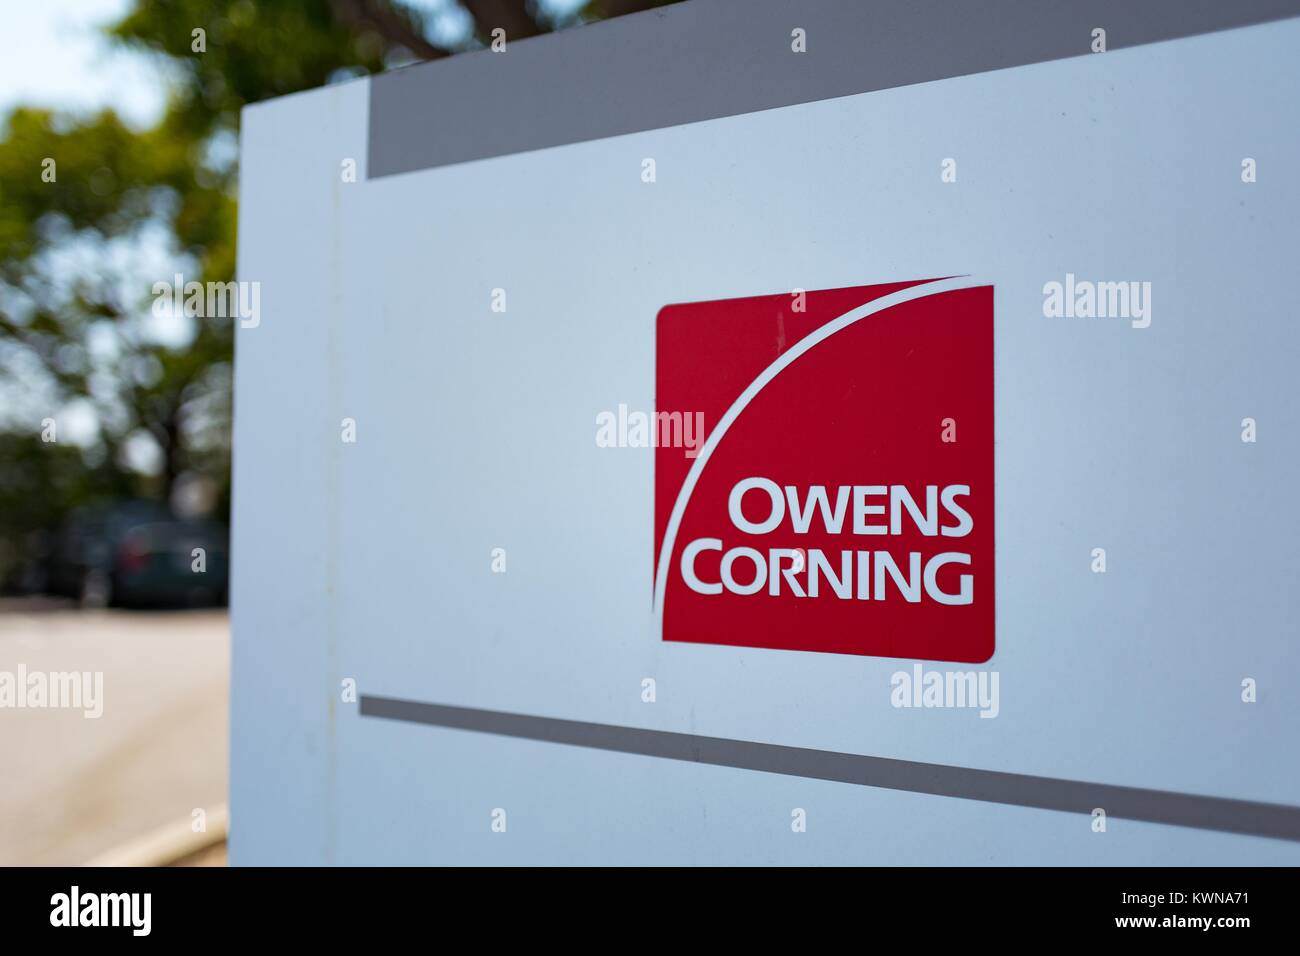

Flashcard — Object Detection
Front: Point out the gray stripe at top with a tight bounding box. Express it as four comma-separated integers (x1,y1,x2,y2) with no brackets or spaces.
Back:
359,695,1300,843
368,0,1300,178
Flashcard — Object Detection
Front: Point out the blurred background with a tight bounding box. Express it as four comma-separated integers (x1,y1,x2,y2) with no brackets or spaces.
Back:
0,0,677,866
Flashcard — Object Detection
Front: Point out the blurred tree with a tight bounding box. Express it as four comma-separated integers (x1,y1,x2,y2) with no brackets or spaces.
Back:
0,0,675,590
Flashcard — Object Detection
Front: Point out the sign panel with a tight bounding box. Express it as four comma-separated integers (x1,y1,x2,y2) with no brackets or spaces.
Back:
233,1,1300,864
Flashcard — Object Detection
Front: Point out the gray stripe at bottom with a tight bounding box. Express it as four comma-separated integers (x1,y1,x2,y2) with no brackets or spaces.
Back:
359,695,1300,843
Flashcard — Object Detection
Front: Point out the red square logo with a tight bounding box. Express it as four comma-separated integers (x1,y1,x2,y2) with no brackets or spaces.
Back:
654,278,994,663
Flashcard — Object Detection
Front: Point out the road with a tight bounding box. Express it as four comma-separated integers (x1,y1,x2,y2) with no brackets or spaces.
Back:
0,601,228,865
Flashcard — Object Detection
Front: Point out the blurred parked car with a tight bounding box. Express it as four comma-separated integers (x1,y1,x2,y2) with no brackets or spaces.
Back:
49,500,229,608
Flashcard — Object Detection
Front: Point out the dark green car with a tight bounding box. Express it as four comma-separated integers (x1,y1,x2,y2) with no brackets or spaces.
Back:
52,500,229,608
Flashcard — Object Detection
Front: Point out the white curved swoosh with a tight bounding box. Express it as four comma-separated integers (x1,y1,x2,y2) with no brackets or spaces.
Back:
653,276,985,619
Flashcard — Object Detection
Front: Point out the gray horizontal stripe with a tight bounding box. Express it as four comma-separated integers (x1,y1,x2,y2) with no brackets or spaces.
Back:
368,0,1300,178
360,695,1300,843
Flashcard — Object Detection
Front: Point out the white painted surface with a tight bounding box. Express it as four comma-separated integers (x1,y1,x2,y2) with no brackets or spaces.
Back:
233,23,1300,864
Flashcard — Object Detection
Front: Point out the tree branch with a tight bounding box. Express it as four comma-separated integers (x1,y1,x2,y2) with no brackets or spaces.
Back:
460,0,547,41
329,0,454,60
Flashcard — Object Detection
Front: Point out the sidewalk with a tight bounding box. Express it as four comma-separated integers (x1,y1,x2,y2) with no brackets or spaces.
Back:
0,601,229,865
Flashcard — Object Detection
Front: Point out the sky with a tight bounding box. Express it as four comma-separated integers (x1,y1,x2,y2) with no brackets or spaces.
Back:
0,0,165,127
